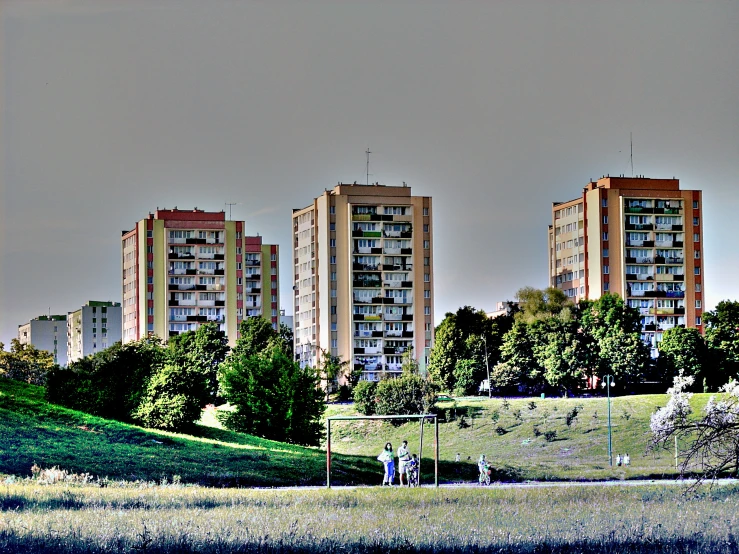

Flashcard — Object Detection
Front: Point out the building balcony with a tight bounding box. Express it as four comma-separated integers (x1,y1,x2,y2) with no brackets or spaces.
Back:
384,313,402,321
168,284,196,291
353,280,381,288
625,224,654,231
385,330,402,338
664,208,682,215
215,300,225,307
665,291,685,298
402,330,414,338
245,287,261,294
245,259,261,266
625,206,654,214
388,297,411,304
245,273,261,280
169,252,195,259
353,263,380,271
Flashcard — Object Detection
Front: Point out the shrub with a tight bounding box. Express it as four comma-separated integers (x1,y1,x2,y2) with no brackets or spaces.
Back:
495,425,507,435
490,410,500,423
338,385,353,402
353,381,377,415
501,399,510,411
544,430,557,442
457,415,470,429
375,374,437,416
513,409,522,422
565,406,582,428
533,425,542,437
528,401,537,411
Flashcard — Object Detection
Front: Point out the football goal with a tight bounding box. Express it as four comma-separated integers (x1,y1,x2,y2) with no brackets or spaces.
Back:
325,414,439,488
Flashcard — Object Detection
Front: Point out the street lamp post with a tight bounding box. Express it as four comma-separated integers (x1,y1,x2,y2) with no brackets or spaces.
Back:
603,375,615,466
483,334,491,399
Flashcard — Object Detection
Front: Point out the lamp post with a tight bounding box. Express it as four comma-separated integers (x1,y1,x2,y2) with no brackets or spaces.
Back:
483,334,491,398
602,375,615,466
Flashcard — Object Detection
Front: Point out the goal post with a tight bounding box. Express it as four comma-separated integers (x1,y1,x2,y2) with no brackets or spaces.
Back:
326,414,438,488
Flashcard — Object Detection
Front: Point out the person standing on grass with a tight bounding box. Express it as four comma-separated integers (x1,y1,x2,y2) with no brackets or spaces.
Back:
397,440,411,486
377,442,395,486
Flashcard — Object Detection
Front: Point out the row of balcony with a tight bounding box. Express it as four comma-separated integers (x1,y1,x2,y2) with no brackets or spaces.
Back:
354,330,413,338
169,269,226,276
168,252,226,260
168,284,224,292
625,207,682,215
170,300,226,307
170,315,225,323
169,237,223,245
354,346,412,355
352,315,414,326
353,248,413,255
625,224,683,232
624,256,684,265
351,214,412,222
352,230,413,239
353,263,413,272
625,274,683,282
627,290,685,298
626,241,684,248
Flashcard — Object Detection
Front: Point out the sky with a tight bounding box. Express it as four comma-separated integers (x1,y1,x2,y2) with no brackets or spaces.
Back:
1,0,738,346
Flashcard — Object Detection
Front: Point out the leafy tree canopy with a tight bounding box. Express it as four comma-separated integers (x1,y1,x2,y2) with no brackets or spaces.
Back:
0,339,56,386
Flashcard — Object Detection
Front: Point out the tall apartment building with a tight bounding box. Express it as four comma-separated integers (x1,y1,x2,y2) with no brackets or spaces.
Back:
292,183,433,381
67,301,122,363
17,315,68,366
122,208,279,347
548,176,704,354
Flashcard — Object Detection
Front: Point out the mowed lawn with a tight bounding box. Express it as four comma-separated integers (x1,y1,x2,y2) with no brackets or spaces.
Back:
2,482,739,553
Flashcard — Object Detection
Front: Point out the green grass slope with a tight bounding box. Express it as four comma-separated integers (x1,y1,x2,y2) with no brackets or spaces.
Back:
325,393,717,481
0,378,379,486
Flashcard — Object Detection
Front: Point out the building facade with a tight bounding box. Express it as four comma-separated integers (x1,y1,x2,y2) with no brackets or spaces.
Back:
67,301,122,363
548,176,704,355
17,315,68,366
122,208,279,347
292,183,434,380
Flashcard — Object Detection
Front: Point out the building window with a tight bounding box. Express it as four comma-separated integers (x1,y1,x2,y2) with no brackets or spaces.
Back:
147,276,153,284
423,224,429,233
331,272,336,281
331,289,337,297
237,277,242,285
603,265,609,274
695,267,701,275
424,274,430,282
331,339,338,348
696,316,702,326
330,223,335,231
602,232,608,241
329,206,336,214
236,262,242,270
424,290,430,298
694,250,700,259
695,300,702,309
603,248,609,257
694,233,700,242
604,282,609,291
236,232,242,239
423,208,429,216
147,230,153,238
330,239,336,247
424,306,430,315
603,216,608,224
331,306,336,315
330,256,336,264
424,257,430,266
331,322,337,331
271,254,276,261
693,201,699,209
271,295,277,302
236,247,242,255
602,199,607,207
695,283,701,292
423,240,430,249
693,217,699,226
272,309,278,317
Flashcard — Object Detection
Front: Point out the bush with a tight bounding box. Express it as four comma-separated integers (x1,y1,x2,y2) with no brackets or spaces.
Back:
544,430,557,442
375,374,437,416
528,401,537,411
338,384,352,402
353,381,377,415
533,425,542,437
565,406,582,428
495,425,507,435
457,415,470,429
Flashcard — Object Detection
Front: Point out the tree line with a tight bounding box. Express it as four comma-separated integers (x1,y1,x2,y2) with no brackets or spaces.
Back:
428,289,739,396
1,318,325,446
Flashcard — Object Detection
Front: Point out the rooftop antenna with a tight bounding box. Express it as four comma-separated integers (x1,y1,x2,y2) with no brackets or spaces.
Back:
366,147,371,186
225,202,239,220
630,132,634,177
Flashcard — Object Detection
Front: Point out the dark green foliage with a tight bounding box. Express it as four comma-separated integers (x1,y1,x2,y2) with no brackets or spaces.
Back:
457,415,470,429
528,401,537,411
353,380,378,415
428,305,515,394
46,337,166,422
0,339,57,386
565,406,582,427
166,323,228,404
544,430,557,442
533,425,542,437
495,425,508,435
218,344,325,446
704,301,739,385
375,374,437,416
133,361,208,430
232,317,283,359
279,322,294,360
657,327,707,387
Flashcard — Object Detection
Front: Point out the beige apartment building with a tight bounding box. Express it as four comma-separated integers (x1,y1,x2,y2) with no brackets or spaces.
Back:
292,183,433,380
548,176,704,355
122,208,279,347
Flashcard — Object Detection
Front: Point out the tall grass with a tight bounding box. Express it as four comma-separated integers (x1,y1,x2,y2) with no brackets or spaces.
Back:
1,482,739,553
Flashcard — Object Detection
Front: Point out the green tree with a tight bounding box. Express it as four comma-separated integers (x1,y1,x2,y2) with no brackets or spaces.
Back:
657,327,707,387
704,301,739,386
46,337,166,422
531,316,587,394
453,359,477,396
167,323,229,403
232,316,281,359
279,323,294,360
218,349,324,445
133,360,208,430
316,349,350,401
375,374,437,416
0,339,56,386
493,319,544,392
353,380,378,415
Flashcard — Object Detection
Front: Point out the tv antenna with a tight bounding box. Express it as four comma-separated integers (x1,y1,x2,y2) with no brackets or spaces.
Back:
630,132,634,177
366,147,371,186
225,202,240,220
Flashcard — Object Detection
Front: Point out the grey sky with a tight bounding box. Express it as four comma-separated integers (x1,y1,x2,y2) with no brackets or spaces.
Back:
2,0,738,346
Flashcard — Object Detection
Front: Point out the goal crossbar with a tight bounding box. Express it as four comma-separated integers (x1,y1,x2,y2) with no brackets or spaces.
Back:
326,414,438,488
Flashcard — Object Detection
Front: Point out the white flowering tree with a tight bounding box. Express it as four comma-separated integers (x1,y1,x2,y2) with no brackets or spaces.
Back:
651,375,739,485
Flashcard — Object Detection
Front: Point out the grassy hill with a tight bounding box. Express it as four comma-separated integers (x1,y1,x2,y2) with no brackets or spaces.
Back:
0,377,716,485
0,378,378,486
